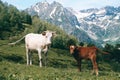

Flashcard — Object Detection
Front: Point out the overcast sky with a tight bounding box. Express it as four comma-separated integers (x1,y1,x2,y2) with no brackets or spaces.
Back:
1,0,120,10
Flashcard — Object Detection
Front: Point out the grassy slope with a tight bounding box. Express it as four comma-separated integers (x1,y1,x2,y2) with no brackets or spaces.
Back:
0,40,120,80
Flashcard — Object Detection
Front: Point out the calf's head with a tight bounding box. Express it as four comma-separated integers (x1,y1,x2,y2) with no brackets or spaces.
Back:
70,45,76,54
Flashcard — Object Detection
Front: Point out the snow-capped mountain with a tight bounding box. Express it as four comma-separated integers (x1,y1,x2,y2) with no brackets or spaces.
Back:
25,1,120,47
75,6,120,46
26,1,80,33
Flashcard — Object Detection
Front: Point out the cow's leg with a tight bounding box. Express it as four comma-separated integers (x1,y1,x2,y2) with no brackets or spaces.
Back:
42,46,48,67
91,55,98,76
26,48,29,65
29,51,32,65
44,51,48,67
38,49,42,67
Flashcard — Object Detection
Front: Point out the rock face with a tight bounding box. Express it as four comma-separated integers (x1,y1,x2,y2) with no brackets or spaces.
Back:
25,1,120,47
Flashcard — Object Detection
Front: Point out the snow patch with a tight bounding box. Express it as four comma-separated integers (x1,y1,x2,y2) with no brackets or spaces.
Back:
67,8,92,19
114,15,119,19
75,11,93,19
111,37,119,41
87,31,98,40
34,5,40,13
50,7,57,18
58,18,62,22
77,25,98,40
96,9,106,15
104,37,119,42
76,25,80,29
103,38,110,42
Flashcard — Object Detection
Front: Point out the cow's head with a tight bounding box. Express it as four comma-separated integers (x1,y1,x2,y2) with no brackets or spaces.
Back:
42,30,56,45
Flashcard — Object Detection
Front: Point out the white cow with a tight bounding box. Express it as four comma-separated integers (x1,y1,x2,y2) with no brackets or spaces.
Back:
9,30,55,67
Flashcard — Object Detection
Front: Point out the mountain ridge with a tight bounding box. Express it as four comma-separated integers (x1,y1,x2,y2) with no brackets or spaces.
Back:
25,1,120,47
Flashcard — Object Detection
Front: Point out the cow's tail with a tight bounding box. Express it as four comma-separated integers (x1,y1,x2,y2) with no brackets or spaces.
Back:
96,48,109,54
8,36,25,45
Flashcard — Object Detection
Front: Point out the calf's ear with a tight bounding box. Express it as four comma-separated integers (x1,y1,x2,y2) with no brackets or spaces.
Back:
42,31,46,36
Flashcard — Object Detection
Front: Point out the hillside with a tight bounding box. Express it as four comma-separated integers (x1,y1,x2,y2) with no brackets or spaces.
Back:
0,40,120,80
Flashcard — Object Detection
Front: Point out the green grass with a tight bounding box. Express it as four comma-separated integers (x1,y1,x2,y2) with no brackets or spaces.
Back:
0,40,120,80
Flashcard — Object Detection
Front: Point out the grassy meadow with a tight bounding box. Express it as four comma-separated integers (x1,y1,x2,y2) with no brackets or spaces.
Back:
0,40,120,80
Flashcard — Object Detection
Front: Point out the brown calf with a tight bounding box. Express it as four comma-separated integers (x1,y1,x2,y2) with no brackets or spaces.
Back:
70,45,108,76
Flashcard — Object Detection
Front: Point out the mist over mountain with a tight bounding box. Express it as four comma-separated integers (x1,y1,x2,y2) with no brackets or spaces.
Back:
25,1,120,47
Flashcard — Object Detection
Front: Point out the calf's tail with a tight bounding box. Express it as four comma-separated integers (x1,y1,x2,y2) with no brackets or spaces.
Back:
96,48,109,54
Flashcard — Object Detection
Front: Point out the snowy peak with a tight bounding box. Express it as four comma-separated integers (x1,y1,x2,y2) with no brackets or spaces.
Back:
32,1,49,13
51,1,63,7
26,1,80,33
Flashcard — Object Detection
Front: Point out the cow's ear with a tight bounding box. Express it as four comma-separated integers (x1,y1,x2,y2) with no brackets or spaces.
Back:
52,31,56,36
42,31,46,36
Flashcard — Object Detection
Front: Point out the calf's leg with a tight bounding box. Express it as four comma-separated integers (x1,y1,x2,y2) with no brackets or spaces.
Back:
91,56,98,76
77,59,82,72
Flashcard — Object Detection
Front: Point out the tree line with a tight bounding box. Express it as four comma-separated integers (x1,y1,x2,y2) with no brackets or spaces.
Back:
0,0,32,39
